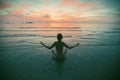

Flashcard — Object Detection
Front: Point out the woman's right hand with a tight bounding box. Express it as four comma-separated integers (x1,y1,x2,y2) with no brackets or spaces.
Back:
40,42,44,45
76,43,80,46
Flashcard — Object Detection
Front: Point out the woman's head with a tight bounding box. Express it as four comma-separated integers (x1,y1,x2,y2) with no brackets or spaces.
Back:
57,33,63,41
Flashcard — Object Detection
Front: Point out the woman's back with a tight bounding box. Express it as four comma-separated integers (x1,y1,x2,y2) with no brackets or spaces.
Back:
54,41,64,55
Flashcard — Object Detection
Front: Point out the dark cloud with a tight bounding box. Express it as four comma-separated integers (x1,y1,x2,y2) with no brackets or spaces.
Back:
102,0,120,8
0,3,11,9
0,0,11,9
93,0,120,8
0,0,5,5
43,14,50,18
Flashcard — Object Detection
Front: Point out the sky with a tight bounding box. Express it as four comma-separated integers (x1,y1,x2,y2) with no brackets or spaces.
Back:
0,0,120,23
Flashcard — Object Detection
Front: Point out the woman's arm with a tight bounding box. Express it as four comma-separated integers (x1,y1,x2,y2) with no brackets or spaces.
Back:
64,43,79,49
40,42,55,49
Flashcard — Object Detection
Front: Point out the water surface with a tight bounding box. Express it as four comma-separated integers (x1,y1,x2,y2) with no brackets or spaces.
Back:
0,23,119,80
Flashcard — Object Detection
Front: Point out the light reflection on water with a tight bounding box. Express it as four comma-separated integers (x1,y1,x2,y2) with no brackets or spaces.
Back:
0,23,120,46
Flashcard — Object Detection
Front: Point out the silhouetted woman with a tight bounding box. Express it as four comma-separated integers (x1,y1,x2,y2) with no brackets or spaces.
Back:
40,33,79,60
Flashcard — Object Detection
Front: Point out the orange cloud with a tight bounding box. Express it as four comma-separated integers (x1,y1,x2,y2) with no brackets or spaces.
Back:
12,9,24,15
60,0,94,9
78,2,93,8
0,3,11,9
1,13,115,23
10,3,31,15
21,2,30,7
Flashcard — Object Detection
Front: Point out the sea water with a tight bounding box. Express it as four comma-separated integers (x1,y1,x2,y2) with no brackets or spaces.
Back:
0,23,119,80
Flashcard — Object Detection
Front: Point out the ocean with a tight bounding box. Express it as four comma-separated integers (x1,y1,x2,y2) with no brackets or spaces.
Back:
0,23,120,80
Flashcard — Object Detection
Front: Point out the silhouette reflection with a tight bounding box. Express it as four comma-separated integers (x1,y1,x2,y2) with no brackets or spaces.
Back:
53,58,78,77
54,59,66,77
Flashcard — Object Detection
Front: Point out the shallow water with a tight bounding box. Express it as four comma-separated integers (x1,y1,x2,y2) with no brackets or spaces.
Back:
0,23,120,80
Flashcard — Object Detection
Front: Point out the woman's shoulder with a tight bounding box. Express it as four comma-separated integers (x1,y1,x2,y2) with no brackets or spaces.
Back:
56,41,64,43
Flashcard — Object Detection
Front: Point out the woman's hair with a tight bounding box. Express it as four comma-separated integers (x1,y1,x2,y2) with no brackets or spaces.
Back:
57,33,63,41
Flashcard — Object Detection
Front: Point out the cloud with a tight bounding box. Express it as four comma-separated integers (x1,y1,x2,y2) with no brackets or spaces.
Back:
0,3,11,9
60,0,94,9
12,9,24,15
4,2,31,15
14,2,30,8
1,0,119,23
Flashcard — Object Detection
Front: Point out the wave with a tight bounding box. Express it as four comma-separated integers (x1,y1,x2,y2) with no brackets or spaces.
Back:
87,34,96,36
0,34,72,38
79,43,120,46
0,44,42,50
80,38,96,39
0,30,82,32
1,43,119,50
0,34,41,37
104,31,120,33
20,27,81,29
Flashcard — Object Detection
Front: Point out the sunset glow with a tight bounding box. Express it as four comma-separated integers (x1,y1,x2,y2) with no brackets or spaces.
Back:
0,0,120,23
